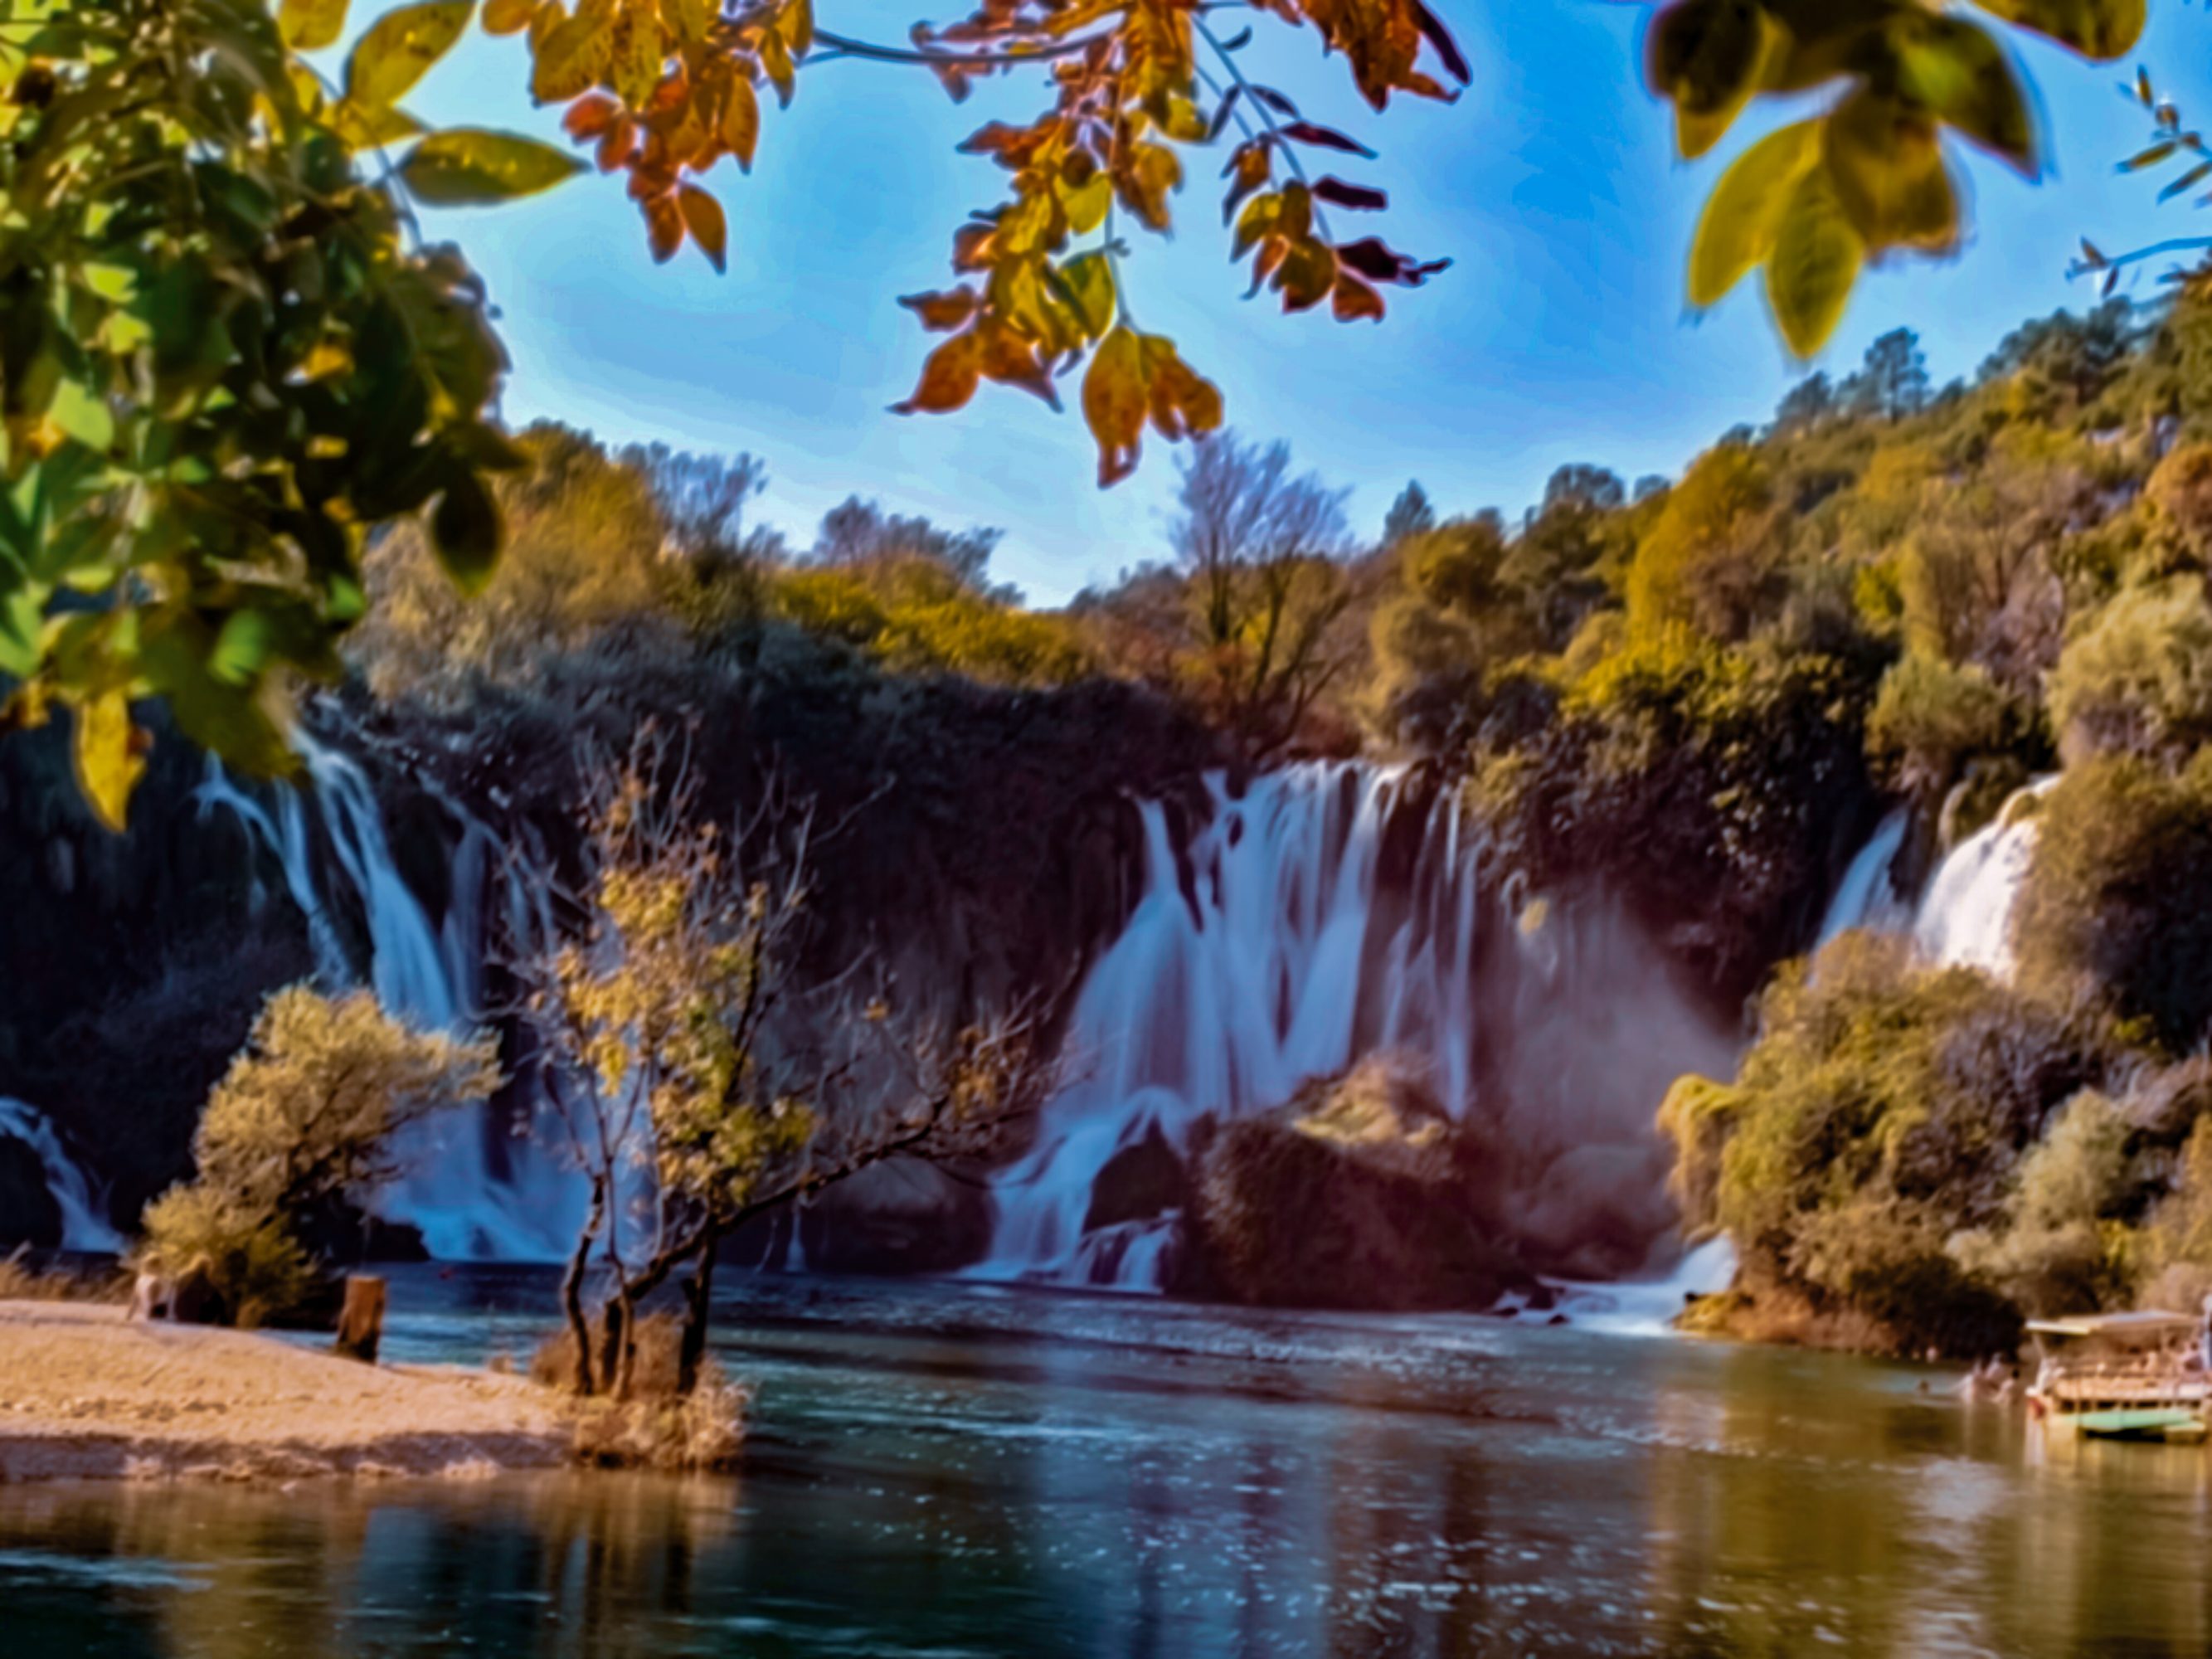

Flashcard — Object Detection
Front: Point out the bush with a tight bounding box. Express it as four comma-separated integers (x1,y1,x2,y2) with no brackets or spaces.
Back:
138,1185,323,1331
770,557,1088,687
137,987,502,1329
1623,447,1782,642
533,1314,746,1471
1662,932,2124,1353
2045,580,2212,762
1865,651,2022,797
2016,754,2212,1052
1950,1090,2143,1316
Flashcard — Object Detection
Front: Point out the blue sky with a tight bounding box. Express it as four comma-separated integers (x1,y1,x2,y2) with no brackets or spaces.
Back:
384,2,2212,604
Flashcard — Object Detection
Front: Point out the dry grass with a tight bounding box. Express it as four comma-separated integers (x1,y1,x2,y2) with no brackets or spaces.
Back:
1678,1285,1896,1353
531,1312,746,1472
0,1248,129,1304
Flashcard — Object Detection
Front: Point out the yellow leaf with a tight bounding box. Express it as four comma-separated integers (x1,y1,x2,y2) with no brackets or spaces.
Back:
1687,117,1821,308
482,0,535,34
760,30,795,107
280,0,349,51
780,0,814,56
1064,172,1111,235
1060,251,1116,338
1885,12,2037,176
1824,92,1959,255
74,688,144,834
609,7,665,106
530,12,606,103
678,184,727,271
1765,166,1863,355
721,74,761,168
400,127,587,203
1082,325,1147,485
331,97,424,149
346,0,474,107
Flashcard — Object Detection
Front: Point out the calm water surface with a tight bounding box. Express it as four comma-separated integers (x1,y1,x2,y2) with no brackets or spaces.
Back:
4,1266,2210,1657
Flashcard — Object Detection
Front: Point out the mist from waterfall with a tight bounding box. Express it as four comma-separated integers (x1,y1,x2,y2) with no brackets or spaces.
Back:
0,1097,123,1252
197,735,583,1262
979,764,1728,1292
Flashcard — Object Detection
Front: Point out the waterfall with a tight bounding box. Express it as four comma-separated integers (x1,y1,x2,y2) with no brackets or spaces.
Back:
0,1097,123,1253
980,764,1486,1289
1815,808,1911,948
1910,778,2059,978
1816,780,2059,982
197,733,584,1262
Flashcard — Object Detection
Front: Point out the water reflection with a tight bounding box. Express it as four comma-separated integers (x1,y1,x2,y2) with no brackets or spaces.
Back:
8,1271,2212,1656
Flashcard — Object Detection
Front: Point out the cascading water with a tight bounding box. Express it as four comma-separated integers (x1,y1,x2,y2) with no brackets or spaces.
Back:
1821,779,2059,980
1910,778,2059,978
980,764,1490,1290
0,1097,123,1252
197,733,583,1262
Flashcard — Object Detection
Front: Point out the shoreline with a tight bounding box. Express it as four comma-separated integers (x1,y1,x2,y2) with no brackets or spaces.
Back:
0,1300,571,1483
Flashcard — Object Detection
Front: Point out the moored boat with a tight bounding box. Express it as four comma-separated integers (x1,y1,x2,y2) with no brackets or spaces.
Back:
2025,1312,2210,1443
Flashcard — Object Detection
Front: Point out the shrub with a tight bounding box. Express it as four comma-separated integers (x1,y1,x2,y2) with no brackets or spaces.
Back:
1865,651,2020,797
2016,754,2212,1052
137,988,501,1328
2045,580,2212,762
1623,447,1782,642
138,1185,323,1331
1662,932,2123,1353
1949,1090,2143,1316
533,1314,746,1472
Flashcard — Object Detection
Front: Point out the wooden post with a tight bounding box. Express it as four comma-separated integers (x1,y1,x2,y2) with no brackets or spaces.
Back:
333,1275,386,1365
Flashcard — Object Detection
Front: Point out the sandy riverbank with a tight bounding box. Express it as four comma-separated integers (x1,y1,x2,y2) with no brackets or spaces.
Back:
0,1300,571,1482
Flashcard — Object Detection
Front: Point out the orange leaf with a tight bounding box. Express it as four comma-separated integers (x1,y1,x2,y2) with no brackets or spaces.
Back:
1140,334,1222,441
678,184,727,272
484,0,535,35
721,74,761,170
1331,272,1385,322
596,117,635,173
977,322,1059,408
899,287,980,331
644,192,684,262
1082,325,1148,486
563,91,620,140
892,331,984,415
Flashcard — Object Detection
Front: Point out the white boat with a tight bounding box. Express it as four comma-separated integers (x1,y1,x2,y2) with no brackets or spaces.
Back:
2025,1311,2210,1443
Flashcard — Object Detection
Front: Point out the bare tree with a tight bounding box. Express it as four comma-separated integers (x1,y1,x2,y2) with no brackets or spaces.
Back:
1170,431,1359,759
515,726,1057,1397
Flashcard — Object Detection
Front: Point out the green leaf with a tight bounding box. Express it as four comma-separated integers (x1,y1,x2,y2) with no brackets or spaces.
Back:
1971,0,2145,61
429,468,503,594
345,0,473,108
1887,12,2038,176
1061,251,1116,339
211,607,277,686
279,0,349,51
73,688,144,833
46,379,113,450
399,128,586,204
1765,167,1864,356
1688,118,1822,308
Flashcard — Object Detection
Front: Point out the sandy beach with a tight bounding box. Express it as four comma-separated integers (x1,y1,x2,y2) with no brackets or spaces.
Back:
0,1301,571,1482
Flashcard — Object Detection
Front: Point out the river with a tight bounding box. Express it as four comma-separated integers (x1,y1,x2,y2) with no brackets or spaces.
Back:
4,1265,2210,1657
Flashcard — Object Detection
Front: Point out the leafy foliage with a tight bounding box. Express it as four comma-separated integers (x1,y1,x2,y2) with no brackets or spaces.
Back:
0,0,529,827
139,985,501,1326
1665,0,2143,351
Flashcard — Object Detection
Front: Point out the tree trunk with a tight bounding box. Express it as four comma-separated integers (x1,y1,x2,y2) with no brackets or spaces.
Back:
600,1293,634,1400
677,1233,719,1398
333,1275,386,1365
562,1179,605,1395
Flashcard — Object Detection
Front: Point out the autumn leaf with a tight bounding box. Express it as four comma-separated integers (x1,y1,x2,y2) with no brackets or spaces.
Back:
722,75,761,170
73,688,145,833
1687,117,1822,308
1082,326,1147,485
1332,273,1385,321
1765,167,1864,354
346,0,474,109
678,184,728,272
481,0,534,35
644,191,684,261
900,287,979,331
893,331,984,414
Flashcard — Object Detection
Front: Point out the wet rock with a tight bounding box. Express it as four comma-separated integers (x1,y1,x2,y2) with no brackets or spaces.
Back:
1510,1141,1679,1280
0,1136,62,1248
1085,1121,1189,1233
1187,1057,1535,1312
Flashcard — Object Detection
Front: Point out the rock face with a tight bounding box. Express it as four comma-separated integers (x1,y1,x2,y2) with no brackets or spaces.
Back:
0,1135,62,1248
1184,1058,1534,1311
